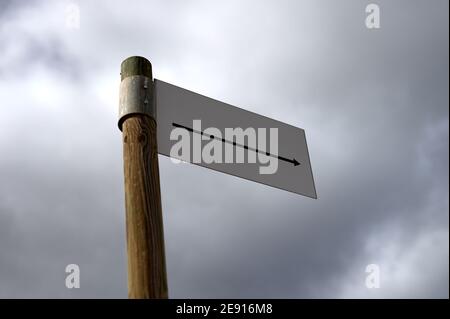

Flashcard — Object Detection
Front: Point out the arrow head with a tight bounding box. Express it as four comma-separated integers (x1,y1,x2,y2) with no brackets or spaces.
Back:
293,159,300,166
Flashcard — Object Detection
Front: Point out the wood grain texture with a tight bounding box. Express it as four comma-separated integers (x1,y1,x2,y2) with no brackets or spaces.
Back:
122,115,168,299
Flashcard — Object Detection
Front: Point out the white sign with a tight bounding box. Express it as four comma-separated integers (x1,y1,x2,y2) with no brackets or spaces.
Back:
155,80,317,199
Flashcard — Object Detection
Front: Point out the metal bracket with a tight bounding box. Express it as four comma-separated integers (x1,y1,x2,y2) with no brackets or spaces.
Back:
118,75,155,131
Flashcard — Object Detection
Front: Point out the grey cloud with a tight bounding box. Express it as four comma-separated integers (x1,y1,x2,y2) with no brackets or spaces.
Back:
0,0,447,298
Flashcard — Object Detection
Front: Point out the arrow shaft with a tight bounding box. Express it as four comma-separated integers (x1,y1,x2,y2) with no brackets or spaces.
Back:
172,122,300,165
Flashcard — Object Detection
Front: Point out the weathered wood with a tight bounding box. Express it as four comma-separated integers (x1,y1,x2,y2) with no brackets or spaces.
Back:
121,56,153,81
120,56,168,299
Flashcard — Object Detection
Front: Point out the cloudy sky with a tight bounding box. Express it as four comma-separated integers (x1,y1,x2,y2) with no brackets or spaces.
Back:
0,0,448,298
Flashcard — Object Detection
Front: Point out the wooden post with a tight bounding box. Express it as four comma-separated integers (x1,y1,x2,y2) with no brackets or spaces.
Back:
118,56,168,298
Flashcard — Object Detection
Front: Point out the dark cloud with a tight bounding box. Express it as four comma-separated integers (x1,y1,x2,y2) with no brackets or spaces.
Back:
0,0,448,298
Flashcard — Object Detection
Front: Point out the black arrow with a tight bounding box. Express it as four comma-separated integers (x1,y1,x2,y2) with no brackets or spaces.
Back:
172,122,300,167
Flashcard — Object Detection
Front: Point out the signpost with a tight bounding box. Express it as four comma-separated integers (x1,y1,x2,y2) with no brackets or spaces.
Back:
118,56,316,299
119,57,167,299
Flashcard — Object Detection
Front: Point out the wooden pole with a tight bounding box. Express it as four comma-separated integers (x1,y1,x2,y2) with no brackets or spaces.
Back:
119,56,168,298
